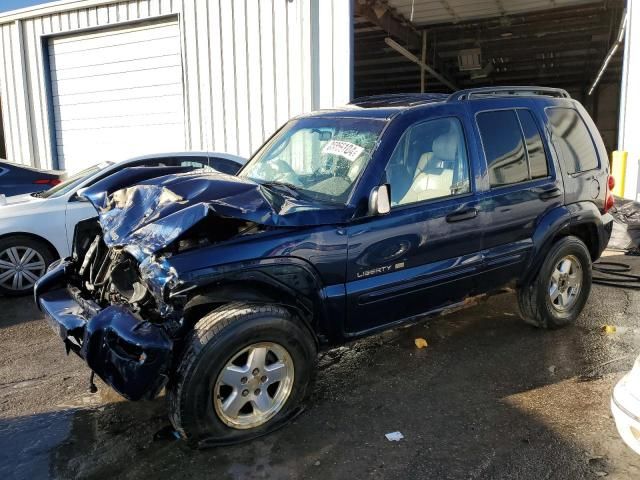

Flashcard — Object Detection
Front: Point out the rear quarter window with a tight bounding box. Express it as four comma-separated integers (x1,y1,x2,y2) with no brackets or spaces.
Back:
545,107,599,174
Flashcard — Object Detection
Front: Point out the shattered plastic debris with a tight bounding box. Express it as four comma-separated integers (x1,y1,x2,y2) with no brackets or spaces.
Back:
414,338,428,349
602,325,617,334
385,431,404,442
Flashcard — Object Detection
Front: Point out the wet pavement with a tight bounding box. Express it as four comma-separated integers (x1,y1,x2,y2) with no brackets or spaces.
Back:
2,253,640,479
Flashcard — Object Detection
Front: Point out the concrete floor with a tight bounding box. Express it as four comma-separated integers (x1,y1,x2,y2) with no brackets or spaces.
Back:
2,254,640,479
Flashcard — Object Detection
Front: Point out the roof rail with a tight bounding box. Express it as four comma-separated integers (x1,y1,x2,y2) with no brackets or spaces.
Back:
447,86,571,101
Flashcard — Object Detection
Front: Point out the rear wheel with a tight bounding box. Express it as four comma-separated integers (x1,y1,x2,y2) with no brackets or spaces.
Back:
0,236,54,296
168,302,316,446
517,236,592,329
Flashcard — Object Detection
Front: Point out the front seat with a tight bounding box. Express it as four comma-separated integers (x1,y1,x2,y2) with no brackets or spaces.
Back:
401,132,457,204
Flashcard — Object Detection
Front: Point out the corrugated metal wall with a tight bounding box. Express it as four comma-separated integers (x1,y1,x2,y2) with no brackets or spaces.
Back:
0,0,351,169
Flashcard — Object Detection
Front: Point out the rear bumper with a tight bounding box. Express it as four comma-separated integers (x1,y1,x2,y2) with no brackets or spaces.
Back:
600,212,614,257
35,263,172,401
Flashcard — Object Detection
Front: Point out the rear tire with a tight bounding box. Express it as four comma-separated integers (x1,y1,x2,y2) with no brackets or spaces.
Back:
0,235,55,296
517,236,592,329
168,302,316,447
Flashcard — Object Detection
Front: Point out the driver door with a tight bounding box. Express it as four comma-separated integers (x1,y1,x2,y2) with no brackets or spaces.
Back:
345,114,483,334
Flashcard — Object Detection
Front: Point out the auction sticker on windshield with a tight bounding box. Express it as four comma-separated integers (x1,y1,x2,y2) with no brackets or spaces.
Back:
322,140,364,162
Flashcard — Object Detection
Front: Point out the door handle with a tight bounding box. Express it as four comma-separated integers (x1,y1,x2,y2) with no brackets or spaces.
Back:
446,207,478,223
533,187,562,200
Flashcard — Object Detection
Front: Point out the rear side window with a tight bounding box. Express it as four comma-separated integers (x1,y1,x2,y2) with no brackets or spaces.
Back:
477,110,528,187
517,110,548,179
546,107,598,174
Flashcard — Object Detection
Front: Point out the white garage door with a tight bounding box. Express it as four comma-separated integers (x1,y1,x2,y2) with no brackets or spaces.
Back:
49,21,185,172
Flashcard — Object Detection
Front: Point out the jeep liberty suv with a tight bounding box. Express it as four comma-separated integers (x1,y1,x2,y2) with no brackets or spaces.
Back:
36,86,614,446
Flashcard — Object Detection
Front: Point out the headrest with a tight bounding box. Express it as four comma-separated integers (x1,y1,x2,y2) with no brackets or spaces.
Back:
432,132,458,163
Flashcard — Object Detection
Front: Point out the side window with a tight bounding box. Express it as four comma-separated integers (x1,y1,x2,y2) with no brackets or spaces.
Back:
384,117,470,207
517,110,549,179
477,110,528,187
546,107,598,174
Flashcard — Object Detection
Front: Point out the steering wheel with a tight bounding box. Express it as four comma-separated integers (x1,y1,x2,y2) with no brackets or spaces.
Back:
314,156,350,178
261,158,297,182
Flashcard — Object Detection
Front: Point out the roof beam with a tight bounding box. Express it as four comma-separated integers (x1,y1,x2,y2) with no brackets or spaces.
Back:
353,0,421,48
354,0,458,91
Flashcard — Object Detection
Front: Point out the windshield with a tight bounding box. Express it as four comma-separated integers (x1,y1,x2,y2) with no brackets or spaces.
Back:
36,162,112,199
239,117,387,204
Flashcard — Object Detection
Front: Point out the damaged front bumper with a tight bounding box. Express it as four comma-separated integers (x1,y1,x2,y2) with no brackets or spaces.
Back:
35,262,173,401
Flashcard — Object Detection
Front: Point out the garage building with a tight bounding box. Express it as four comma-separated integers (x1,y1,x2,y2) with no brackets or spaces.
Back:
0,0,351,173
0,0,636,198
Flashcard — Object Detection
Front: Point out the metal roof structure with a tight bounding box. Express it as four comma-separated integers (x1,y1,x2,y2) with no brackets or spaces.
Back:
354,0,625,96
385,0,603,26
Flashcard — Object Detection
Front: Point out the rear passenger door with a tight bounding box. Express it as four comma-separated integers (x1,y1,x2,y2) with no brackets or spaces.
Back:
469,103,563,286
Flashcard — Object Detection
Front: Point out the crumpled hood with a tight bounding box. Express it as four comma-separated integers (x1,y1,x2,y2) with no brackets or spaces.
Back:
82,168,351,256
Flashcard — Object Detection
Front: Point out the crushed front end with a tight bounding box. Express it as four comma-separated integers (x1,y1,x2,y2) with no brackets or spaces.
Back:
35,168,344,402
35,224,176,400
35,171,278,401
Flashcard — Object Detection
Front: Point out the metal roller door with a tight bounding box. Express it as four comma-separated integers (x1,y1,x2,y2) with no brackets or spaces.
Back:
48,21,185,172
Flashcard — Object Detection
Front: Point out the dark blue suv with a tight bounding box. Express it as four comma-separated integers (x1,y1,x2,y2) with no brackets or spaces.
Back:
35,86,614,446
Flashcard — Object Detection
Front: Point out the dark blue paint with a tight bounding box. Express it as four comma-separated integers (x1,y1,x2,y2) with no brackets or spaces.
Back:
0,160,62,196
36,91,614,400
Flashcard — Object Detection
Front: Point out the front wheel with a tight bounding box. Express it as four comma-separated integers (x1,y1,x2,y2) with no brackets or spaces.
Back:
168,302,316,446
0,235,54,296
517,236,592,329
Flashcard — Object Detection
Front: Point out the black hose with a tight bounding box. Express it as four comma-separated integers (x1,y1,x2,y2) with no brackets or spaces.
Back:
592,260,640,289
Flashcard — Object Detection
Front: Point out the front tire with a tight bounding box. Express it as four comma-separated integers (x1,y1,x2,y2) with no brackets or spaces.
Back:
168,302,316,446
517,236,592,329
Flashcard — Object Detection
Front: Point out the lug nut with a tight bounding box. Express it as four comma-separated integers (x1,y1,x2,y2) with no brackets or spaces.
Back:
240,376,248,384
242,389,249,397
252,368,260,376
254,388,261,396
260,375,267,383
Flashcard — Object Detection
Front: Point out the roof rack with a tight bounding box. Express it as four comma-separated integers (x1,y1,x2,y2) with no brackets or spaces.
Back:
448,86,571,102
350,93,449,108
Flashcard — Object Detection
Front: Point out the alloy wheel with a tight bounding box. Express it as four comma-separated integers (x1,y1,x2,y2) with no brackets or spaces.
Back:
213,342,295,429
0,246,46,291
548,254,583,312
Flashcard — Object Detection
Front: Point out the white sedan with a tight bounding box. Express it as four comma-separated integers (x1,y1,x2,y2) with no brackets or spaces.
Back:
0,152,245,295
612,355,640,455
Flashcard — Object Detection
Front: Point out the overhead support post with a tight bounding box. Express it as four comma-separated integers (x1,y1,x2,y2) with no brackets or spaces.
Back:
384,37,458,91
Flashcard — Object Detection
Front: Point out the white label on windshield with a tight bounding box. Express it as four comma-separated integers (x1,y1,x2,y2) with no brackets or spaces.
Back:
322,140,364,162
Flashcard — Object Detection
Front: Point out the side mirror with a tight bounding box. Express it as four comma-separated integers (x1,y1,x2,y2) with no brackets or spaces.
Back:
368,184,391,216
72,187,90,202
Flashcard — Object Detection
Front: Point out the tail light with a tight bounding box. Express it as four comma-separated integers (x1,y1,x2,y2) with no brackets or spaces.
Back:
604,175,615,213
33,178,61,186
